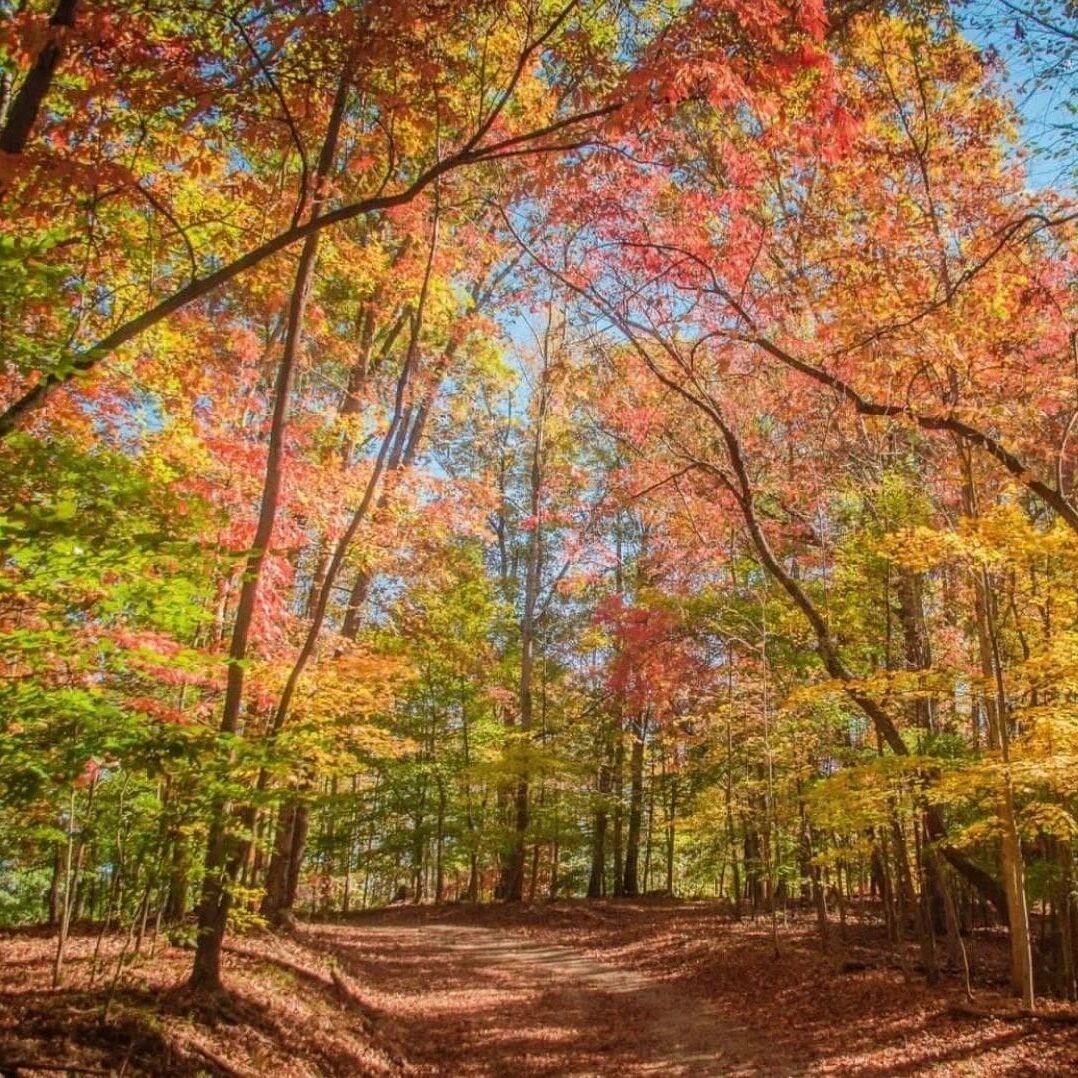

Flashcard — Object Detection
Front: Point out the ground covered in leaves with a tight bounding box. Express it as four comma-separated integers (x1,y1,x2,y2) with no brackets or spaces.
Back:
2,901,1077,1075
0,925,405,1076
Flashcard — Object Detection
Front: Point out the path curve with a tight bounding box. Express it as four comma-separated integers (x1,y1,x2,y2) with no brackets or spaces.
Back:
305,921,798,1077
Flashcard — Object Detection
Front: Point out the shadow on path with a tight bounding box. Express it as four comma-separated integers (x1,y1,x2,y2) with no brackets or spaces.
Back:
306,921,795,1077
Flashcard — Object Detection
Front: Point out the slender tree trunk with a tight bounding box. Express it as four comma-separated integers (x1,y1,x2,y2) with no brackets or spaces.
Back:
164,818,190,923
286,804,310,911
872,834,898,944
725,713,742,920
798,789,828,950
897,568,936,733
53,776,96,988
642,755,656,892
587,744,610,899
47,847,62,926
461,688,480,904
961,448,1034,1008
744,829,764,916
612,732,625,897
1058,840,1078,1000
189,70,351,992
908,818,939,985
622,715,646,897
664,773,677,895
435,781,446,904
501,342,551,902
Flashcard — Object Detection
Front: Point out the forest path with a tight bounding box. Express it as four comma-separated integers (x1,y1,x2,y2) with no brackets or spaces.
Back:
303,920,795,1076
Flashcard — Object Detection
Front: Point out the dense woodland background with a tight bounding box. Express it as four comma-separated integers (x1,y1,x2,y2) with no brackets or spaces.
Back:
1,0,1077,1028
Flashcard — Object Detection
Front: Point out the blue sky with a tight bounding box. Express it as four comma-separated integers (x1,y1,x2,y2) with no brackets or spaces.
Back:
958,3,1077,192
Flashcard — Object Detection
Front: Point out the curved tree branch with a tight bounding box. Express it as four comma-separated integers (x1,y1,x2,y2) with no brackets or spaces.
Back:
0,101,618,439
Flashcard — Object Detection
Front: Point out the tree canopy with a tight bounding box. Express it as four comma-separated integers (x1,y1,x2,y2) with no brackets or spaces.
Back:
1,0,1077,1023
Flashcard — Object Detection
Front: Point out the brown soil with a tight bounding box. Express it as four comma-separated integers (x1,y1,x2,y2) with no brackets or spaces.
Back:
2,901,1076,1076
304,920,769,1075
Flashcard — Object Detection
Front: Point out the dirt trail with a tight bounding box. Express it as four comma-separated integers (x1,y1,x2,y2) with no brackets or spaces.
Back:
306,921,795,1077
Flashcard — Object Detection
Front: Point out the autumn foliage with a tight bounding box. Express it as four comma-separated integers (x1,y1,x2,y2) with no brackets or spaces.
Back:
1,0,1077,1052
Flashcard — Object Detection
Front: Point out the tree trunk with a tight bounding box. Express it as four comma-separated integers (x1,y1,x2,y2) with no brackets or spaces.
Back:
435,781,447,904
164,825,189,923
587,745,610,899
0,0,78,163
261,802,297,925
664,773,677,895
612,732,625,897
622,715,645,897
501,343,550,902
47,847,62,926
189,69,351,992
897,568,936,733
1058,840,1078,1000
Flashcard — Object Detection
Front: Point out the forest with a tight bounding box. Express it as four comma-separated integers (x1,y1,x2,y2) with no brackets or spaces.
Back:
0,0,1077,1074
